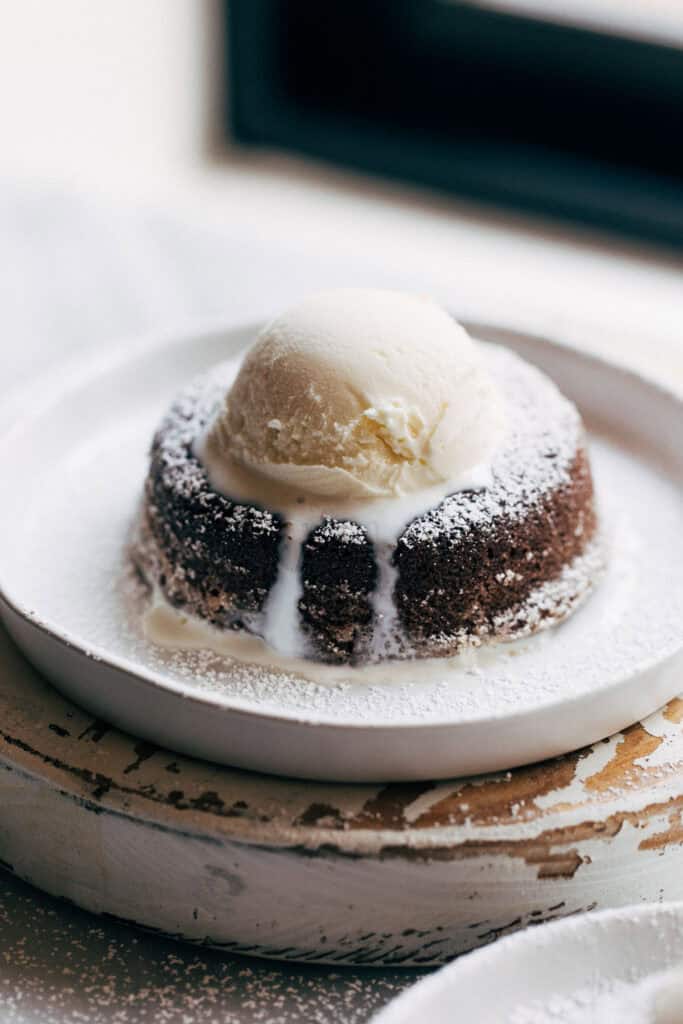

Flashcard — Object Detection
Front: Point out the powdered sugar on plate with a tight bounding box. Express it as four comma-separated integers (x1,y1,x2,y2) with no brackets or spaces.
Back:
508,973,666,1024
373,905,683,1024
9,407,683,726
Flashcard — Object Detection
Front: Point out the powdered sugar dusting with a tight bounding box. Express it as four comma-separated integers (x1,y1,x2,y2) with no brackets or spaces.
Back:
5,325,682,737
148,371,278,540
0,876,411,1023
400,348,580,551
404,906,683,1024
11,408,683,729
140,345,596,663
508,973,664,1023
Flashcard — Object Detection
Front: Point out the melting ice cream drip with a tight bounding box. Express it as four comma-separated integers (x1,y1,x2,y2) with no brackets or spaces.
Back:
369,542,405,661
196,288,504,662
258,515,407,663
260,514,311,660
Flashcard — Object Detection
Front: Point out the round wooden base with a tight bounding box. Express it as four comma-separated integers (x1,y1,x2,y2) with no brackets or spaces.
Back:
2,625,682,966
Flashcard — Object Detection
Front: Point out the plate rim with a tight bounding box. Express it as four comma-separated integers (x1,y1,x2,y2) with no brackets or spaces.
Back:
1,318,682,735
371,900,683,1022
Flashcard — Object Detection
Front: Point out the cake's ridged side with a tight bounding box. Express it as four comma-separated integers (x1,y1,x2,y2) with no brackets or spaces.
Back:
299,519,378,662
394,445,598,652
135,346,604,664
137,380,283,627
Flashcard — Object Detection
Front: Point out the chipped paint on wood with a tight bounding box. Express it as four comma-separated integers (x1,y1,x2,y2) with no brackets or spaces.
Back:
2,627,683,962
664,699,683,723
584,723,662,793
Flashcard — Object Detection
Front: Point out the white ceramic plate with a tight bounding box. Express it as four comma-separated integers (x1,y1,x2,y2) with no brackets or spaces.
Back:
371,902,683,1023
0,321,682,781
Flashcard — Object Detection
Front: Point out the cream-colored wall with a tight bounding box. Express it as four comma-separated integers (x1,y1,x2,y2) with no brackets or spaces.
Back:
0,0,680,390
0,0,220,183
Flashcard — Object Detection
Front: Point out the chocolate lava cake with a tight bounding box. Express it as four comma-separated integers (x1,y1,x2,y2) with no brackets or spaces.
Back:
134,345,602,664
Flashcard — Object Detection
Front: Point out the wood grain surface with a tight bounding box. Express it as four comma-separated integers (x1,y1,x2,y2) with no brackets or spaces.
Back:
3,617,683,964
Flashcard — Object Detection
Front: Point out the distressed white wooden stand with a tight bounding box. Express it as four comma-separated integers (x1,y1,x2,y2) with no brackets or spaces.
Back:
2,624,682,965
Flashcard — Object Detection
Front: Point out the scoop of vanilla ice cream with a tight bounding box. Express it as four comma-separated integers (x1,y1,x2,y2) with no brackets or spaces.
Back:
205,289,505,500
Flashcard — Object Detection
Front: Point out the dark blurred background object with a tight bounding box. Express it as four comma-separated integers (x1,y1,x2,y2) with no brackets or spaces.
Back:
226,0,683,246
